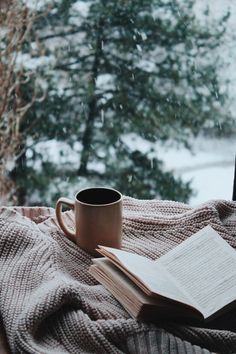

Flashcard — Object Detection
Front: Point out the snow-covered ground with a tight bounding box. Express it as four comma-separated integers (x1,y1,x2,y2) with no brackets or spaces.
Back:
159,136,236,206
123,133,236,205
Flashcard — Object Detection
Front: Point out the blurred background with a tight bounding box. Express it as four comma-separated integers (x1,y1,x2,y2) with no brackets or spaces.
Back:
0,0,236,207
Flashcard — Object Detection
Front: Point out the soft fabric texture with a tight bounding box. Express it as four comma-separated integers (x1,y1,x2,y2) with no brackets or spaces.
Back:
0,198,236,353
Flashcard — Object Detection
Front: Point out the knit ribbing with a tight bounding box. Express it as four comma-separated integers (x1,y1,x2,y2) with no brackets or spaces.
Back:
0,198,236,353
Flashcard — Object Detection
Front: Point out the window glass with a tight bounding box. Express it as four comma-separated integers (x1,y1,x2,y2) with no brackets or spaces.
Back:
0,0,235,206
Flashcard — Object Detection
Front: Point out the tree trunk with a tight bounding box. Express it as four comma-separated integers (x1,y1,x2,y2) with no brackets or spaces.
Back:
78,18,104,175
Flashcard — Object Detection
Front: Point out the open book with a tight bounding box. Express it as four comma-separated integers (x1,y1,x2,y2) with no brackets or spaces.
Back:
89,225,236,323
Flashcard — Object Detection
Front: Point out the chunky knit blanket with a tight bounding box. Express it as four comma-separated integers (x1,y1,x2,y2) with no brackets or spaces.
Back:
0,197,236,354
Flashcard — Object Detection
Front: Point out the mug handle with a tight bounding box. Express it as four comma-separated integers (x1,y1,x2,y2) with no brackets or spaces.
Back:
56,197,76,242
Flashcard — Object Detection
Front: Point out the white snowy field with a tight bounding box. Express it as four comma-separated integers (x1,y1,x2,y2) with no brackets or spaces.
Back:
158,136,236,206
124,133,236,206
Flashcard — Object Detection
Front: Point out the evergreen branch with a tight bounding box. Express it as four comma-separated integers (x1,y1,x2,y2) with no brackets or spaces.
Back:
38,29,82,41
54,54,93,70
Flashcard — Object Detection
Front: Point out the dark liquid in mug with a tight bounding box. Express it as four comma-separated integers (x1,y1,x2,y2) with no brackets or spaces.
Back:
76,188,121,205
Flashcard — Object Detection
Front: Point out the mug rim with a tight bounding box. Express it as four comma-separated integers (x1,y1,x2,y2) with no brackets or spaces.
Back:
74,187,122,207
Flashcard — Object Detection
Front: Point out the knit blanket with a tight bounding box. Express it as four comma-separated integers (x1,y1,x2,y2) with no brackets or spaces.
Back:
0,198,236,354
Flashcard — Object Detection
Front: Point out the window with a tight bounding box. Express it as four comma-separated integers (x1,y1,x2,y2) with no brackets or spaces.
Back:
1,0,235,206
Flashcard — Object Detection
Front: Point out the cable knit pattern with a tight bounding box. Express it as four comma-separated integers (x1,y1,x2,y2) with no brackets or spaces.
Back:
0,198,236,353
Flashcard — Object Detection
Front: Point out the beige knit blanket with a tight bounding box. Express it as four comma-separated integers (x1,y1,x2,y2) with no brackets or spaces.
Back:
0,198,236,354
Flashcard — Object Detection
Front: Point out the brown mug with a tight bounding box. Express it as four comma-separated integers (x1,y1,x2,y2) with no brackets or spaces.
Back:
56,187,123,255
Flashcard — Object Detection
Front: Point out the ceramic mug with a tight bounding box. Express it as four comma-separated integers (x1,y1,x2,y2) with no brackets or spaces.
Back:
56,187,123,255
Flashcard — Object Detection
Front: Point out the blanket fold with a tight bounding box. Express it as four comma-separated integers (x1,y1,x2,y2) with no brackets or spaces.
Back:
0,198,236,353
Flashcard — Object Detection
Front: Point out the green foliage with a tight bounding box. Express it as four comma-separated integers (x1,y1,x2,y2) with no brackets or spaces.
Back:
12,0,235,205
106,148,192,202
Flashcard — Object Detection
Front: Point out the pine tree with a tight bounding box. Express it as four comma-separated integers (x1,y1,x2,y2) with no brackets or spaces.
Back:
11,0,234,205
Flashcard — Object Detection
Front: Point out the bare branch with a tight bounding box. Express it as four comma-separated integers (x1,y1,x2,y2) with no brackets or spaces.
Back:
0,0,45,204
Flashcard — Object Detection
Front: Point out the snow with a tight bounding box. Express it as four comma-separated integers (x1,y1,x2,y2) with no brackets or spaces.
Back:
185,165,234,205
123,134,236,206
122,1,236,205
71,1,92,17
16,54,56,70
158,136,236,206
20,0,236,206
195,1,236,111
165,0,236,205
28,140,82,167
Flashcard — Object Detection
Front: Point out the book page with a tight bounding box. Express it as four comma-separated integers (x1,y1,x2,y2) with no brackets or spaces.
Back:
99,246,192,306
156,225,236,318
90,259,201,320
91,259,159,312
